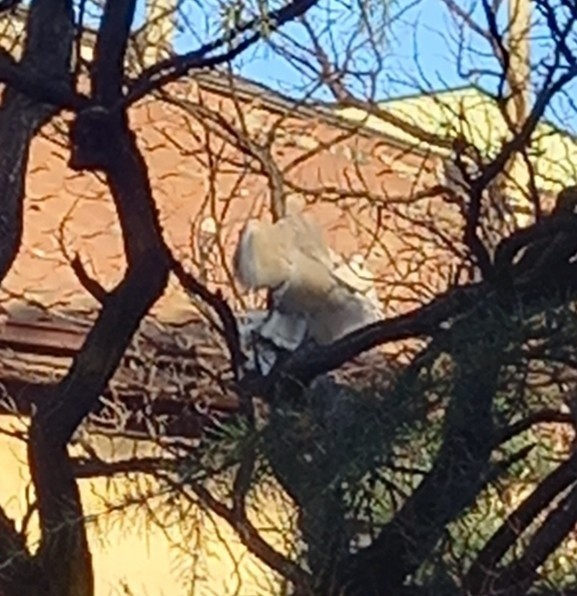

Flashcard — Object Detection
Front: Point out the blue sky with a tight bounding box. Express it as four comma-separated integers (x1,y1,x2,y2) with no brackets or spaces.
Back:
170,0,471,98
234,1,469,98
81,0,577,134
172,0,577,134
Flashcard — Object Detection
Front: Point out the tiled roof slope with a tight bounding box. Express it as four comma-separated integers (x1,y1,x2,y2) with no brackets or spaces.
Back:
338,86,577,195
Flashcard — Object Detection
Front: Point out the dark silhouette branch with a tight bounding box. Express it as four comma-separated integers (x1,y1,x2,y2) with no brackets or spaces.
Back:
494,214,577,271
336,304,507,595
172,258,245,379
180,480,312,593
495,481,577,595
0,48,88,110
70,255,108,305
0,4,80,590
26,6,171,588
231,439,257,517
28,117,170,595
464,451,577,595
72,456,174,479
92,0,137,106
474,66,577,198
271,216,577,393
267,281,485,392
495,409,574,446
0,506,44,595
0,0,21,11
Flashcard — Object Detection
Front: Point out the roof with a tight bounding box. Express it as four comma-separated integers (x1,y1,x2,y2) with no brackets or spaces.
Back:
0,313,239,440
336,86,577,194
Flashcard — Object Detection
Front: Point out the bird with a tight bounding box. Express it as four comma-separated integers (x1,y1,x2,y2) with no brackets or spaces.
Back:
332,252,381,304
232,198,384,355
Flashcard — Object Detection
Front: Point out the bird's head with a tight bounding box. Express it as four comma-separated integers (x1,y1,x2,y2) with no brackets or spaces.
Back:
284,194,307,216
233,219,278,289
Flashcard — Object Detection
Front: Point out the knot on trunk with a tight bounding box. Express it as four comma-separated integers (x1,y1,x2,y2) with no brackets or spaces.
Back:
68,106,124,171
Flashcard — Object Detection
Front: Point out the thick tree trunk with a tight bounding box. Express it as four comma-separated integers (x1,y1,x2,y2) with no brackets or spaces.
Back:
25,106,171,594
29,427,93,596
0,0,74,281
334,310,506,595
0,3,75,592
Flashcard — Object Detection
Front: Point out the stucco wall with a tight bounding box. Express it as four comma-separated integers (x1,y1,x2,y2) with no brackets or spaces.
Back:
0,417,296,595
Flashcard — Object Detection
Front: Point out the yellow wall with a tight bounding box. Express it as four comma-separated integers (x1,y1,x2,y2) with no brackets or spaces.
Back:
337,87,577,195
0,417,296,596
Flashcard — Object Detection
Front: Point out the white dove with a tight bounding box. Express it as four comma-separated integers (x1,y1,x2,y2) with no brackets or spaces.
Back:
233,197,383,361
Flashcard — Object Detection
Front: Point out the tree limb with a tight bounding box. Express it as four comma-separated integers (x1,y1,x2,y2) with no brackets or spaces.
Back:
266,280,485,392
172,258,245,380
92,0,137,106
336,304,506,595
182,480,312,593
492,481,577,595
28,34,170,592
270,239,577,394
0,505,44,596
0,0,21,11
495,409,574,446
70,255,108,305
72,456,174,479
0,48,87,110
464,451,577,595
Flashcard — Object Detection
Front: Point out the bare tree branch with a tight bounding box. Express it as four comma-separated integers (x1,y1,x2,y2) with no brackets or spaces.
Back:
181,480,312,593
172,258,245,379
123,0,321,107
93,0,137,106
72,456,174,479
26,8,170,590
465,451,577,595
0,506,43,595
494,482,577,596
336,302,507,594
70,255,108,305
0,48,87,110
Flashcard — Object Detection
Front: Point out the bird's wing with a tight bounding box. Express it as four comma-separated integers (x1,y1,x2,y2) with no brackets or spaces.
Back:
232,223,256,287
259,309,308,351
307,286,383,344
276,214,333,268
332,258,375,295
233,220,291,290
